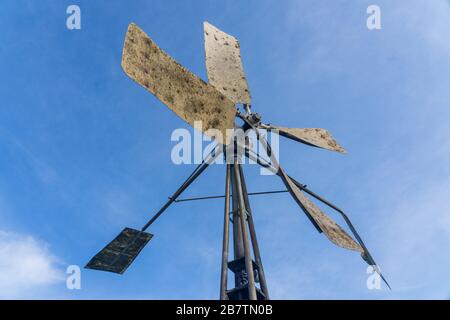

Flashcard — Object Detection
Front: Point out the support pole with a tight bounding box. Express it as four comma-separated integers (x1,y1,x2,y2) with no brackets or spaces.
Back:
238,165,269,299
220,165,231,300
231,165,245,261
232,163,257,300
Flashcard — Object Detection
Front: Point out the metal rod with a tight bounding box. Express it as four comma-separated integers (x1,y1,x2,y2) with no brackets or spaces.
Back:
231,165,245,261
243,104,252,115
232,163,257,300
141,146,222,231
220,165,231,300
242,126,323,233
173,190,289,203
175,194,227,202
238,165,269,300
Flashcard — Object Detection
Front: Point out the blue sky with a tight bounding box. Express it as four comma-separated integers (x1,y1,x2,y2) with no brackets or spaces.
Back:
1,0,450,299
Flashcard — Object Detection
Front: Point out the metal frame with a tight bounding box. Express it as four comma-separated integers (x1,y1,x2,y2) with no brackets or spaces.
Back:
86,20,390,302
86,113,389,297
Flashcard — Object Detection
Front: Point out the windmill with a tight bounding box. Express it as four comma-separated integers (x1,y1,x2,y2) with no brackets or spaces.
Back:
85,22,390,300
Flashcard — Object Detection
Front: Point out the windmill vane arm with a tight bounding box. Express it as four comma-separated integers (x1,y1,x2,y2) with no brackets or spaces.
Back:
141,144,223,231
285,176,391,289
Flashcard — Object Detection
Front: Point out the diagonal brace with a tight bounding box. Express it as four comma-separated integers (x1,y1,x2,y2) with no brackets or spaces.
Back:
141,145,223,232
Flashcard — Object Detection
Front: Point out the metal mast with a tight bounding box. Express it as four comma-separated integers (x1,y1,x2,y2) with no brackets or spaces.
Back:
219,150,269,300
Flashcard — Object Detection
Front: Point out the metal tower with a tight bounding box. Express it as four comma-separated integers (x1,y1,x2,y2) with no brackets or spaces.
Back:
219,159,269,300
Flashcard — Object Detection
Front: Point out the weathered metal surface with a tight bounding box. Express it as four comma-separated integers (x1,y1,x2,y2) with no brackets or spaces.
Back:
231,163,257,300
238,165,269,299
204,21,251,105
85,227,153,274
122,23,236,144
269,125,346,153
220,165,231,300
283,174,362,252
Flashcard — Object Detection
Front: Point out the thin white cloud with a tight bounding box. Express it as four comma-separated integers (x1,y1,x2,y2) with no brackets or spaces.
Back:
0,231,64,299
370,155,450,299
0,127,58,185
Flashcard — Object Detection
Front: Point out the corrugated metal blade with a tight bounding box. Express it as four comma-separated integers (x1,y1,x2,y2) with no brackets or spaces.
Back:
280,170,362,252
204,21,251,105
85,227,153,274
269,125,346,153
122,23,236,144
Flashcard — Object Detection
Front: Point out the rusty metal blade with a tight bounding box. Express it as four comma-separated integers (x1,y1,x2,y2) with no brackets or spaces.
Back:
121,23,236,144
267,125,346,153
279,169,362,252
203,21,251,105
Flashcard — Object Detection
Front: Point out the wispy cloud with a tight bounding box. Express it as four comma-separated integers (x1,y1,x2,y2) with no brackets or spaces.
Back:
0,126,58,185
372,155,450,298
0,231,64,299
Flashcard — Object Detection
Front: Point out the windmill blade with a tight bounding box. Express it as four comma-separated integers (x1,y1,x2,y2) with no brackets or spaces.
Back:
286,176,391,288
121,23,236,144
285,171,391,288
264,124,346,153
279,167,363,252
203,21,251,105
